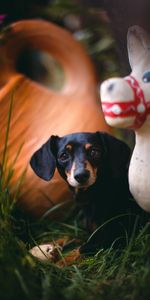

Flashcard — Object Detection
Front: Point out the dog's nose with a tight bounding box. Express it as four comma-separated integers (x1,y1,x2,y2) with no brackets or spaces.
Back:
74,170,90,184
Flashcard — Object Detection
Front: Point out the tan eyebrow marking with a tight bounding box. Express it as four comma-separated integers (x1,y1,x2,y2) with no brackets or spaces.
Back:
66,144,72,151
85,143,92,150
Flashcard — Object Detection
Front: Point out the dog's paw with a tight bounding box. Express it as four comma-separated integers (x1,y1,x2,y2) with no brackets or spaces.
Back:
29,237,83,265
56,248,81,267
29,243,62,262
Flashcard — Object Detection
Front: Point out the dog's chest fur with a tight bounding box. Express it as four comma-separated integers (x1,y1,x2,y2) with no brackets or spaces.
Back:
73,168,130,227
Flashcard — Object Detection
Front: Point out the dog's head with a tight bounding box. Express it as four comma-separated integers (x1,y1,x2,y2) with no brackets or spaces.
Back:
30,132,131,190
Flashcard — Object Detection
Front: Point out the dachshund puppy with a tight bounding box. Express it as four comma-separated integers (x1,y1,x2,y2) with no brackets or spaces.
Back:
30,132,146,254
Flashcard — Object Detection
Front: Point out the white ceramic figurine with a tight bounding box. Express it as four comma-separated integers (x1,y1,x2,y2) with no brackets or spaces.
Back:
100,25,150,212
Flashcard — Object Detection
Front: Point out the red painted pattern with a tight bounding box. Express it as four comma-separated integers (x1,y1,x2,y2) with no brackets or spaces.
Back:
102,75,150,129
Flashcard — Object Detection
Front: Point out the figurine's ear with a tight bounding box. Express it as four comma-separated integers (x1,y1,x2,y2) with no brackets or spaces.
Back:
127,25,150,69
96,132,131,178
30,135,59,181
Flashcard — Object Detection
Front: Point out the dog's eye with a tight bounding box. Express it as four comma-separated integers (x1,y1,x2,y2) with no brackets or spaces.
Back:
89,148,101,159
59,152,69,161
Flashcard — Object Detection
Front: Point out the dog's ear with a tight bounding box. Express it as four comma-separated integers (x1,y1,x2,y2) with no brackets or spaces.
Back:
30,135,59,181
96,132,131,178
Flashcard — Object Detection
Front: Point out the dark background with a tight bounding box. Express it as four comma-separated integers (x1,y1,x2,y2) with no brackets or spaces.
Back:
1,0,150,76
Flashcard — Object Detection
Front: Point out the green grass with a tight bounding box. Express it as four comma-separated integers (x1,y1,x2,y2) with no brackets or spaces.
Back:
1,97,150,300
1,181,150,300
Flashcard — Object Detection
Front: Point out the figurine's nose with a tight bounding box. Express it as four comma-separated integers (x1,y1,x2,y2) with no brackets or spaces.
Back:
107,82,115,92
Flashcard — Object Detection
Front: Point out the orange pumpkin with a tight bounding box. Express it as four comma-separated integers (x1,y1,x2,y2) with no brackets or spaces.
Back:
0,20,110,217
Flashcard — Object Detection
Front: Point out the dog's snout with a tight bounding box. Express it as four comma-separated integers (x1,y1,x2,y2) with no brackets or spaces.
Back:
74,170,90,184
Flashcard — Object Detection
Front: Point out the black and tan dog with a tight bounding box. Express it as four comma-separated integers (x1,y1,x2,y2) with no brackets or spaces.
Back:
30,132,146,255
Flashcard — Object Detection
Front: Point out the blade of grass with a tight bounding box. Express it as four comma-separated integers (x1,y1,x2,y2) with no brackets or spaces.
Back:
87,213,135,243
116,215,140,279
5,142,24,186
14,268,30,299
40,200,71,221
1,91,14,179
